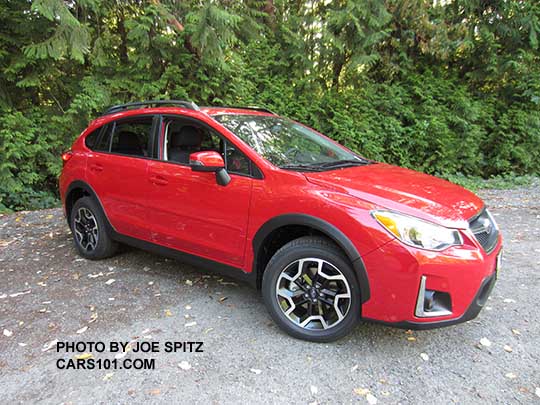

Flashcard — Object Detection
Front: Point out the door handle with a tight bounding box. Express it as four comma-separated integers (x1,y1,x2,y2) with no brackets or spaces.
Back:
89,163,103,172
149,175,168,186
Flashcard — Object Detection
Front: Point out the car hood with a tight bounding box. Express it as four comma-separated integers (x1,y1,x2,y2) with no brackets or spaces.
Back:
304,163,483,229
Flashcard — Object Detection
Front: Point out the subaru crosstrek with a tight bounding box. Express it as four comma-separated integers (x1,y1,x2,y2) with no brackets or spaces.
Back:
59,100,502,342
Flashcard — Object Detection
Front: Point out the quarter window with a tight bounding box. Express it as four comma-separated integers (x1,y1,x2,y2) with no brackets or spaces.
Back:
84,128,101,149
94,124,112,152
84,125,111,152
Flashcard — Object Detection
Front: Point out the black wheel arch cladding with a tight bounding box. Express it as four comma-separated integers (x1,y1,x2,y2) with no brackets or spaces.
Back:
65,180,115,235
252,213,371,303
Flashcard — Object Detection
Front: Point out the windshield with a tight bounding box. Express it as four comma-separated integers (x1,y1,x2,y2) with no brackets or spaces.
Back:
213,114,369,170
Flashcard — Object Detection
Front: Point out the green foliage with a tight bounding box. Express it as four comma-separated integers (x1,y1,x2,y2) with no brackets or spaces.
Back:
0,110,63,211
0,0,539,212
24,0,91,62
444,174,536,192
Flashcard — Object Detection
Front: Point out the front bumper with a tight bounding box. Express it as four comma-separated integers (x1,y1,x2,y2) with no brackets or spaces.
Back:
365,271,497,329
360,232,502,328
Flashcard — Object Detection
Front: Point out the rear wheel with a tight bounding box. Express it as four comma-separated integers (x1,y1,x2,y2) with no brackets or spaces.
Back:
262,236,360,342
70,197,118,260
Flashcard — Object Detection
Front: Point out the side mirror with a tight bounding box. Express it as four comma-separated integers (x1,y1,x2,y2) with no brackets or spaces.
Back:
189,151,231,186
189,151,225,171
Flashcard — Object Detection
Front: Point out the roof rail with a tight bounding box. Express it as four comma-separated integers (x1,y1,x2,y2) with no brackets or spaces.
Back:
102,100,200,115
221,105,276,115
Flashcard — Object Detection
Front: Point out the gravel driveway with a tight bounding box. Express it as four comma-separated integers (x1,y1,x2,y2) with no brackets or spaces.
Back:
1,182,539,404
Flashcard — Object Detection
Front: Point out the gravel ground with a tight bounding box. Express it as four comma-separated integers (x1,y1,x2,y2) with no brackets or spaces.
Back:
1,181,539,404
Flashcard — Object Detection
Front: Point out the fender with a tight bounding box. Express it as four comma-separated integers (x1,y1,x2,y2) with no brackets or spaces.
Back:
65,180,117,237
252,214,371,303
64,180,116,234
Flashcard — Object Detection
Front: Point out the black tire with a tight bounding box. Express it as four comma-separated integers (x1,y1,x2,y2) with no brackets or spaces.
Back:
262,236,361,342
70,196,118,260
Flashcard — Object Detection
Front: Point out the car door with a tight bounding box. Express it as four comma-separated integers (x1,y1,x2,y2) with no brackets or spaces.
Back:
146,115,255,268
86,114,158,241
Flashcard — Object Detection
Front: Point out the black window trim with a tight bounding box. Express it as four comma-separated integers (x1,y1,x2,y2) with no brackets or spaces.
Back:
89,114,161,161
157,114,264,180
85,113,264,179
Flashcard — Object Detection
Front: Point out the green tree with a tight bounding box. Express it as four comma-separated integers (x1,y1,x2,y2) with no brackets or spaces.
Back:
0,0,539,211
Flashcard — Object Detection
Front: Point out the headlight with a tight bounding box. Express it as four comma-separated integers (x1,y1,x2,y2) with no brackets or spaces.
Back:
372,210,463,251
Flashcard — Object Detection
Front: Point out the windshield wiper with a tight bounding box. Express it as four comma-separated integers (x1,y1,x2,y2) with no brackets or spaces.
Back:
279,163,323,172
316,159,370,169
280,159,370,172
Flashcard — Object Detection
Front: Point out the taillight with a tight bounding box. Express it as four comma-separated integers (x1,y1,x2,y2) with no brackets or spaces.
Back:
61,151,73,166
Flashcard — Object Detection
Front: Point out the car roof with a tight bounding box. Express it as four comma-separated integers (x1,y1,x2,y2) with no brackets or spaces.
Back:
200,106,275,116
100,100,275,116
100,106,275,117
97,100,276,120
87,105,276,129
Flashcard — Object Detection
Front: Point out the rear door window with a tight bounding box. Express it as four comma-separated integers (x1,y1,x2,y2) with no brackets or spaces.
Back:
110,118,154,158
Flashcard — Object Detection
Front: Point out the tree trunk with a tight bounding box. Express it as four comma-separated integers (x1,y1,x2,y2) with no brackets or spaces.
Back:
117,9,128,65
332,53,345,90
264,0,276,29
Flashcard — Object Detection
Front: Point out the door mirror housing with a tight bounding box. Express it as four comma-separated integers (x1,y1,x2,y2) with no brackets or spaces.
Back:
189,151,231,186
189,151,225,172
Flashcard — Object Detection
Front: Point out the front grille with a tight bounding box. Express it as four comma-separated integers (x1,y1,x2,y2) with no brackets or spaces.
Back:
469,208,499,253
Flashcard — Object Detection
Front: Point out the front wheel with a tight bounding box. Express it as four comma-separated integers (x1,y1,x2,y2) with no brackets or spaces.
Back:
262,236,361,342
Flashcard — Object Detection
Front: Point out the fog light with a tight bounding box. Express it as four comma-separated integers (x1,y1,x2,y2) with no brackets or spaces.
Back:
424,290,435,311
415,276,452,317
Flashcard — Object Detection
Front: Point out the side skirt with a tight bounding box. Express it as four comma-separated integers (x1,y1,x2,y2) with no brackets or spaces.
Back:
112,232,257,288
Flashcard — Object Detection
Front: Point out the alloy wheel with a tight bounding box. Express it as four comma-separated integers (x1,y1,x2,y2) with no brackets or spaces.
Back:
73,207,99,252
275,258,351,330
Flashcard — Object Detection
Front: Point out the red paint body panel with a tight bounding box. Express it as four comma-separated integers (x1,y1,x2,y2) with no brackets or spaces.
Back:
243,168,395,265
86,152,151,240
304,163,483,228
361,234,501,323
189,151,225,168
60,105,503,327
146,160,252,267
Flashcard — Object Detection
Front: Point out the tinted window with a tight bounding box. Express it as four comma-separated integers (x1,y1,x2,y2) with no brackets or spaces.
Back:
225,142,250,176
110,118,153,157
163,118,251,175
84,128,101,149
94,124,111,152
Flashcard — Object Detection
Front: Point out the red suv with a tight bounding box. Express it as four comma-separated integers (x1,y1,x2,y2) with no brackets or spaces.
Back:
59,100,502,342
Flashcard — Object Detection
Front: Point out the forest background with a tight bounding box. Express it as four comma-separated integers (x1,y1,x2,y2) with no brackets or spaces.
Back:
1,0,539,211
